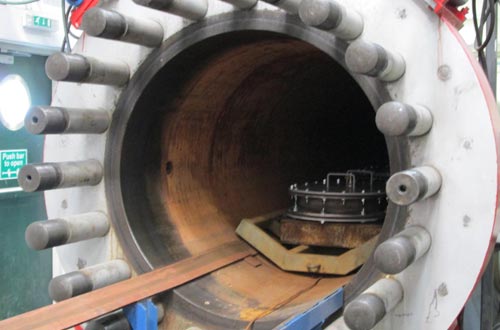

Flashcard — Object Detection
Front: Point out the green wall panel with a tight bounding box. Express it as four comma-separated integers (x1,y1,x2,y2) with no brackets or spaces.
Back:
0,54,52,319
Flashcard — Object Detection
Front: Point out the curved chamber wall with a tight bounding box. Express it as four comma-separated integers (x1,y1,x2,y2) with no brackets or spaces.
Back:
117,31,389,327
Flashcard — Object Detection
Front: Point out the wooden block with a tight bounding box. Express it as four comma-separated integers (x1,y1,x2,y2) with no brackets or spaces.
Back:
280,218,382,249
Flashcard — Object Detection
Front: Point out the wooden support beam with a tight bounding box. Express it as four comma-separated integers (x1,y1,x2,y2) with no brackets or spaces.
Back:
280,218,382,249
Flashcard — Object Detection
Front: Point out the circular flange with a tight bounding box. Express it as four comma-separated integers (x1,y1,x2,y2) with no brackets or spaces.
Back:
105,11,408,328
44,0,500,329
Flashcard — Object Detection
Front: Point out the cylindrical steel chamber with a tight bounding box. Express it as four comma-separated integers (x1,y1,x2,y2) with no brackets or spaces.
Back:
38,1,500,330
106,15,402,328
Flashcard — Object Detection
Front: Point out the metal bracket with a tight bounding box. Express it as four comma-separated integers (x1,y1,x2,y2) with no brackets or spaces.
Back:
236,212,378,275
123,299,158,330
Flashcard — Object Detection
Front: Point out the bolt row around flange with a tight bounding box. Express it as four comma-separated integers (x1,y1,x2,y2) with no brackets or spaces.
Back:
17,1,443,329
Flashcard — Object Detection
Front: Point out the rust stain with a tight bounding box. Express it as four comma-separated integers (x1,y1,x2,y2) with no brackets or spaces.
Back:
240,308,269,321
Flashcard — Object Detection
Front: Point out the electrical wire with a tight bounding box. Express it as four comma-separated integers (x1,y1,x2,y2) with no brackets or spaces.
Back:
472,0,498,71
66,7,80,40
61,1,72,53
68,27,79,39
0,0,39,4
63,1,81,42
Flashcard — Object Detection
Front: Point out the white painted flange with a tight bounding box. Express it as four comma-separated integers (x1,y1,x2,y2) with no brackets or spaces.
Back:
43,0,500,329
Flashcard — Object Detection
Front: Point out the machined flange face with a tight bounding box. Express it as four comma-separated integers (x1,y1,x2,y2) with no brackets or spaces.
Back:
41,0,500,329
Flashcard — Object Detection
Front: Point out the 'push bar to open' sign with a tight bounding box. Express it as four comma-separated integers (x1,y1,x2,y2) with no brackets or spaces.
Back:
0,149,28,180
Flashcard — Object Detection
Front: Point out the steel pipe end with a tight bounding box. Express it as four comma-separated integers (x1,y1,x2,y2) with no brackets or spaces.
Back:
45,53,90,82
18,164,60,192
86,313,132,330
386,167,441,205
298,0,341,28
374,236,416,274
376,102,432,137
345,40,382,74
25,219,70,250
49,271,93,302
376,102,416,136
386,171,422,206
224,0,258,10
82,8,126,39
346,40,404,81
344,294,386,330
25,106,66,135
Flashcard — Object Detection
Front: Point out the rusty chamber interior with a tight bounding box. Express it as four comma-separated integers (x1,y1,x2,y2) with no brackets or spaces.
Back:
116,31,389,326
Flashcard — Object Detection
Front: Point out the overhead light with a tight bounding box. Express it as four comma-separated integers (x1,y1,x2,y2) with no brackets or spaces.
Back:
0,74,31,131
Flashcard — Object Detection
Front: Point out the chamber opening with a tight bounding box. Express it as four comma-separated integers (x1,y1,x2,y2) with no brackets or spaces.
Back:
118,30,389,326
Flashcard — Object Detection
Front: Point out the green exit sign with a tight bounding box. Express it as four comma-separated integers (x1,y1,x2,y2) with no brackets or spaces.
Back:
0,150,28,180
33,16,52,28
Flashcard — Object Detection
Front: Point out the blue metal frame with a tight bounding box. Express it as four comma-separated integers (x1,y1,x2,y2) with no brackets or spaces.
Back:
273,288,344,330
123,299,158,330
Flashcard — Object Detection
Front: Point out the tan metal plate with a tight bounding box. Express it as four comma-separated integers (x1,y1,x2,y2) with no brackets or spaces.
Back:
236,212,378,275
